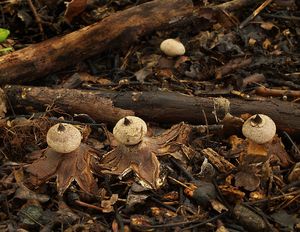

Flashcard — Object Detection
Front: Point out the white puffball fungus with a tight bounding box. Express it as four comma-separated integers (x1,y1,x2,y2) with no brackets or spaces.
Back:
47,123,82,153
160,39,185,57
113,116,147,145
242,114,276,144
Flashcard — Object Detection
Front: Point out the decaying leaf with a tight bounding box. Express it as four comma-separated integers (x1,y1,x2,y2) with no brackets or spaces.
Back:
126,191,149,209
267,135,291,167
26,144,98,195
235,169,260,191
99,122,192,189
64,0,87,23
15,184,50,203
288,162,300,183
210,199,228,213
260,21,277,31
271,210,300,231
134,67,152,83
101,194,118,213
19,201,44,227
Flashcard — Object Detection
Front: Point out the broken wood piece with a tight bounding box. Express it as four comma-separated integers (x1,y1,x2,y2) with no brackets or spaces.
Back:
243,140,269,164
201,148,235,174
0,0,193,84
5,85,300,134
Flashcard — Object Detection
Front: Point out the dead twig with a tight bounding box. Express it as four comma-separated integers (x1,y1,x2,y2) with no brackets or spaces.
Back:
255,86,300,98
239,0,273,29
27,0,44,36
216,0,263,11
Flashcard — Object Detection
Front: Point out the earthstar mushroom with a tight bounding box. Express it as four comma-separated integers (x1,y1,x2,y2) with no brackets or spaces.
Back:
113,116,147,145
242,114,276,144
100,117,192,189
235,114,276,190
47,123,82,153
26,122,98,194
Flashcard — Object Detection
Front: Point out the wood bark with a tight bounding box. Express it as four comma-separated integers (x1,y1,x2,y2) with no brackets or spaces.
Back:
0,0,193,84
5,85,134,124
5,85,300,134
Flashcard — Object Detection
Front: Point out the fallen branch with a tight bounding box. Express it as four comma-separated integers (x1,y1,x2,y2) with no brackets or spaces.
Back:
0,0,193,84
255,86,300,98
5,85,134,124
4,85,300,134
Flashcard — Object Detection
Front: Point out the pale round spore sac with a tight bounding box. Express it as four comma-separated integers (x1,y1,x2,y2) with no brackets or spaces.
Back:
113,116,147,145
46,123,82,153
160,39,185,57
242,114,276,144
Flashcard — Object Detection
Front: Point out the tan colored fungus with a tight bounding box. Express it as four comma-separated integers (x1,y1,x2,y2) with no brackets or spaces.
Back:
46,123,82,153
242,114,276,144
113,116,147,145
160,38,185,57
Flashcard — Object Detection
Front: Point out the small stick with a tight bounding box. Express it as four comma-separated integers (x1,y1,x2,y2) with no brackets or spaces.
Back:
27,0,44,35
168,176,192,190
216,0,262,11
255,86,300,98
74,199,104,212
239,0,273,29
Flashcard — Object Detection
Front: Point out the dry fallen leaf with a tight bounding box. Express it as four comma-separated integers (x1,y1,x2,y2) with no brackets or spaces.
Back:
134,67,152,83
267,135,291,168
235,164,261,191
260,21,276,30
64,0,87,23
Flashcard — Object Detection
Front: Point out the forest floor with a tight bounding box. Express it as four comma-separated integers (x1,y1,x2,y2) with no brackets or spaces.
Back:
0,0,300,231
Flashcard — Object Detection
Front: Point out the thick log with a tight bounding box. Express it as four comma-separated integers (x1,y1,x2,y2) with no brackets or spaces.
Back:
4,85,300,134
0,0,193,84
4,85,134,124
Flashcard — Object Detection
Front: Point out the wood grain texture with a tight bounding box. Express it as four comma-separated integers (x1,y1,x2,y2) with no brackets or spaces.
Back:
0,0,193,84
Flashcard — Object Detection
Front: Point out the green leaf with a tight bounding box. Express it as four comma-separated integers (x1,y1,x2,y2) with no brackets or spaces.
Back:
0,28,10,43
